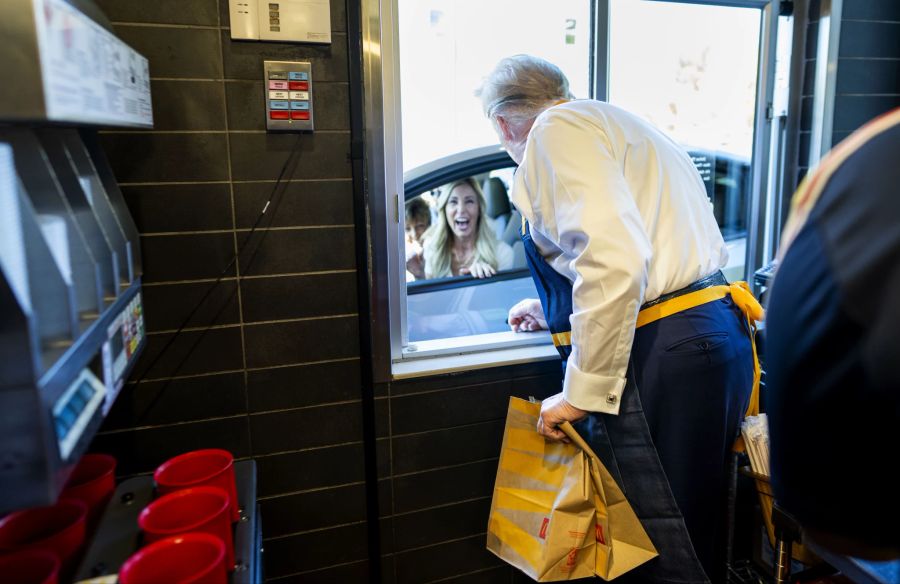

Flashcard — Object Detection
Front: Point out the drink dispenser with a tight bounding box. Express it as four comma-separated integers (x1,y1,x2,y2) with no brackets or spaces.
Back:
0,0,153,513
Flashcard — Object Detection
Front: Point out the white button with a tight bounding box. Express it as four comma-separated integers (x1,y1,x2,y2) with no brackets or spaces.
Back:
268,90,289,100
289,91,310,100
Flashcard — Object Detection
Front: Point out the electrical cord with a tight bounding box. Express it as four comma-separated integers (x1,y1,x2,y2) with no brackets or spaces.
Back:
128,135,303,418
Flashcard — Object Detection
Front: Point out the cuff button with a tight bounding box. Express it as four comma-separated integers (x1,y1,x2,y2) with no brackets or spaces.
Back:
606,393,618,405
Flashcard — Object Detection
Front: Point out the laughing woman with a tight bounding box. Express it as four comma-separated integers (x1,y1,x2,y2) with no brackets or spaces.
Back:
423,178,514,279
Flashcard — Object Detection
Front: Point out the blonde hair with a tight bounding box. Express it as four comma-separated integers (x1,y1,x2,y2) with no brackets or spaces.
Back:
423,178,498,279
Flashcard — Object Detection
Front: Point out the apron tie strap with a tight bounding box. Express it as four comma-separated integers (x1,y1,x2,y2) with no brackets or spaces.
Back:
728,281,764,418
728,282,764,453
633,280,765,450
541,275,766,444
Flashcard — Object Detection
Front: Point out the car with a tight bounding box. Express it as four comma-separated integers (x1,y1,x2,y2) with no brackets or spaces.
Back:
402,145,750,343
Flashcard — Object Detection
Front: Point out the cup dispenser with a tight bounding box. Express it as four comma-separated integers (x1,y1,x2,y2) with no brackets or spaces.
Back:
0,0,152,513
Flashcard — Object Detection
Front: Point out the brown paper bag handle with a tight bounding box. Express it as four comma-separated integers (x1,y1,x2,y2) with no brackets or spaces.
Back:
558,420,602,462
558,420,616,504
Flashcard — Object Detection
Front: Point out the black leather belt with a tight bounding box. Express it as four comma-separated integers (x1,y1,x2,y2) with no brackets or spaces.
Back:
640,271,728,311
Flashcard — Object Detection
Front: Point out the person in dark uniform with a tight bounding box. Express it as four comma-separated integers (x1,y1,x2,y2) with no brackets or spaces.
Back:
766,108,900,558
478,55,763,583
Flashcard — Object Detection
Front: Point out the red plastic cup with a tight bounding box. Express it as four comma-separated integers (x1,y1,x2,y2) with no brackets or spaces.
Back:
0,499,87,575
119,533,227,584
0,550,60,584
154,449,239,521
60,453,117,529
138,486,234,570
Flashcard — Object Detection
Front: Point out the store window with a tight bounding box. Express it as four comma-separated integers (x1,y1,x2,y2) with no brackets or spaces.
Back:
366,0,784,376
396,0,593,356
398,0,592,171
608,0,763,281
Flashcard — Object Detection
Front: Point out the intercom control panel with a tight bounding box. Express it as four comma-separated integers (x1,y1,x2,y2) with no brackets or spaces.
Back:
264,61,313,132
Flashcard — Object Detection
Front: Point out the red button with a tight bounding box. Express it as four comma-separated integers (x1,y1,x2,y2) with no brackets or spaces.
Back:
270,110,289,120
288,81,309,90
291,111,310,120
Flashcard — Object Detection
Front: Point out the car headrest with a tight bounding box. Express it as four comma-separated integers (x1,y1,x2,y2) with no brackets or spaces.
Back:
502,209,523,246
483,177,511,219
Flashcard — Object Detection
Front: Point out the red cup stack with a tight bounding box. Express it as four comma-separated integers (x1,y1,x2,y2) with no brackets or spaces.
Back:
119,533,227,584
0,499,87,579
60,453,117,531
154,449,239,522
0,550,60,584
138,486,235,570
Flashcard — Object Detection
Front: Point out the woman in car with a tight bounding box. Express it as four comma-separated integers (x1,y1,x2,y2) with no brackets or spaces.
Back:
419,177,514,279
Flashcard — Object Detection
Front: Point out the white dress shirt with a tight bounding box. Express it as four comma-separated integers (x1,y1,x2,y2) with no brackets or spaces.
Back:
511,100,727,415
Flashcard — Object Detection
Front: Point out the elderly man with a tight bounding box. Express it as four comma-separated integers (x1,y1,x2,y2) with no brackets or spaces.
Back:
479,55,760,582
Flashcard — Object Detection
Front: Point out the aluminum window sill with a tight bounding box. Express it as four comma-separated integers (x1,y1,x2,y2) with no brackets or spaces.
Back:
392,331,559,379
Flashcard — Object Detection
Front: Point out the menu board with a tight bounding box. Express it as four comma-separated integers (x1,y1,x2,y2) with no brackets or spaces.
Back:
690,152,716,200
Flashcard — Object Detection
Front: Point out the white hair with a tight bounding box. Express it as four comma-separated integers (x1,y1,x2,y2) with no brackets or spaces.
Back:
477,55,574,122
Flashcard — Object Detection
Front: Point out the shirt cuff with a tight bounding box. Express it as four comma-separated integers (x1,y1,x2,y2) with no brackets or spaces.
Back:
563,360,627,415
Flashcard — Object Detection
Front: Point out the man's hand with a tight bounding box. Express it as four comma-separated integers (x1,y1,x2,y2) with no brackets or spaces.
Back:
538,393,587,442
508,298,548,332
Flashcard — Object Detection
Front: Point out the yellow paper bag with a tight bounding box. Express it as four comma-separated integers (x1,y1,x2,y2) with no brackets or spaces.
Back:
486,397,657,581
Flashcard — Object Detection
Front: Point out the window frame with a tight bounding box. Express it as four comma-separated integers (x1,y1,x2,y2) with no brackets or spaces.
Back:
362,0,786,382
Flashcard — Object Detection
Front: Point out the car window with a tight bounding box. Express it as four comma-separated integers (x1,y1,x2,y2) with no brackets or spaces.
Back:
688,149,750,241
408,274,539,342
404,167,538,343
404,170,527,285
